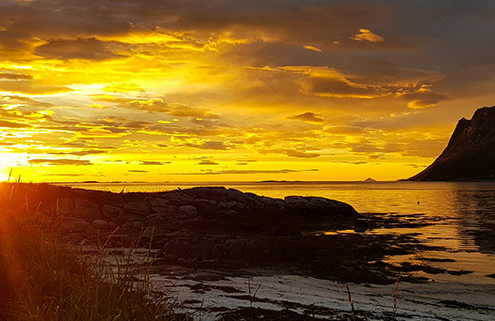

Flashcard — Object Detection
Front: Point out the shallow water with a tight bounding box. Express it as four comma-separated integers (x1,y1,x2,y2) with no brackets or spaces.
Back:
60,181,495,284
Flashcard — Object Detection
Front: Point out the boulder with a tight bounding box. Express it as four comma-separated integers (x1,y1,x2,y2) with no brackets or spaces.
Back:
124,201,151,215
102,205,124,219
217,201,247,212
178,205,198,216
284,196,358,217
147,197,170,212
74,199,101,219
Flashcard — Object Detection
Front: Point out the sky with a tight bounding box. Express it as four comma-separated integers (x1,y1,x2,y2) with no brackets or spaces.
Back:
1,0,495,182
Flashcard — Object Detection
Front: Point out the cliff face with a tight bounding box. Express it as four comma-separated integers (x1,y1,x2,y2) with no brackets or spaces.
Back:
409,106,495,181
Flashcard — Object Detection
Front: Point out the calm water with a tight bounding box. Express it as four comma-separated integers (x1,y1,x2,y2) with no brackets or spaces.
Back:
59,181,495,284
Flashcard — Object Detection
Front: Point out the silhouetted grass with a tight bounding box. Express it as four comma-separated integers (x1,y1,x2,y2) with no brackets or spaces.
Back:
0,182,188,321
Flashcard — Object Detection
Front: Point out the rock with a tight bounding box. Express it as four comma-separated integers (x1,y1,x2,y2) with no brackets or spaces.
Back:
191,198,218,215
218,201,247,212
102,205,124,219
92,219,109,230
124,201,151,215
74,199,101,219
147,197,170,212
60,218,90,233
178,205,198,216
156,191,195,204
284,196,358,217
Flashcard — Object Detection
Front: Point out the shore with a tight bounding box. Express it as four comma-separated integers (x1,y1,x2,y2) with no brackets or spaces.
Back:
2,182,494,320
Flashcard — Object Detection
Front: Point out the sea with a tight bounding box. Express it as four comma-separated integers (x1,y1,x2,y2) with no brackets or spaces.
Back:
57,181,495,284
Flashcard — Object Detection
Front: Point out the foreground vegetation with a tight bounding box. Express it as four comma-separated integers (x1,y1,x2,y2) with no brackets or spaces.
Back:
0,183,187,321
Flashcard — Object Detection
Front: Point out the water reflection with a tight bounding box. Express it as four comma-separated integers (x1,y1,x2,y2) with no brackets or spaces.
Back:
453,190,495,254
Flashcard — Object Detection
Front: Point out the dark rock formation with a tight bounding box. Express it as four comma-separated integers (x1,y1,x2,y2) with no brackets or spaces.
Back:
409,106,495,181
3,183,417,283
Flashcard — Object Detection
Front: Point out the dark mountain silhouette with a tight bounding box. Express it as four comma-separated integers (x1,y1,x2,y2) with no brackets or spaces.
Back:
409,106,495,181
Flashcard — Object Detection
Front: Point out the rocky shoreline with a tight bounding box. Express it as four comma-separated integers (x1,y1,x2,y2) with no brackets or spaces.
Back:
2,183,443,285
4,183,494,320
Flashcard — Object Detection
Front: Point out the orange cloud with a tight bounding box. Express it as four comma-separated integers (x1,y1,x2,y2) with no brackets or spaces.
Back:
352,28,385,43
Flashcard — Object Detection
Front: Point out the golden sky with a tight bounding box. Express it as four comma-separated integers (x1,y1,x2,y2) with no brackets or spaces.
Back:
1,0,495,182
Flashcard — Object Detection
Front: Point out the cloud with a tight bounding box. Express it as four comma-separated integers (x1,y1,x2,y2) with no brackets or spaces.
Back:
35,37,125,61
28,159,93,166
352,28,385,43
140,161,170,165
0,120,29,128
301,76,382,99
128,169,148,172
396,85,447,109
92,95,170,113
339,160,368,165
168,105,220,119
303,45,322,52
154,144,169,149
0,71,33,80
285,150,321,158
73,150,107,156
288,112,324,123
198,160,219,165
186,141,228,150
323,125,366,134
0,80,73,95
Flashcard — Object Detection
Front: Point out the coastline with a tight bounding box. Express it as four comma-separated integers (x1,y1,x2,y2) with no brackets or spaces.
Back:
2,182,495,320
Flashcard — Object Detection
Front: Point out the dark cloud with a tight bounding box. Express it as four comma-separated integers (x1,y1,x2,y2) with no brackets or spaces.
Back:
140,161,170,165
198,160,219,165
0,72,33,80
168,106,220,119
186,141,228,150
29,159,93,166
285,150,321,158
396,87,447,109
69,149,106,156
301,76,382,98
0,120,29,128
0,80,72,95
35,38,124,61
288,112,324,123
128,169,148,172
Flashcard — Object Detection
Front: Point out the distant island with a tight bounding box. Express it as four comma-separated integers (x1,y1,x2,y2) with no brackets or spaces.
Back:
409,106,495,181
364,177,377,182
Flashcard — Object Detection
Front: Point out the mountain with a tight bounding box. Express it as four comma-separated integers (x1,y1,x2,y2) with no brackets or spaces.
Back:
409,106,495,181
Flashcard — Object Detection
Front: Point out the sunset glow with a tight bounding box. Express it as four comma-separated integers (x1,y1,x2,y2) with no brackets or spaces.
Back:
1,0,495,182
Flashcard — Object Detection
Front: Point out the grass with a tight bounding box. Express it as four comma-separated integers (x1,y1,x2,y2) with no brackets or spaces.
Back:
0,182,188,321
